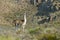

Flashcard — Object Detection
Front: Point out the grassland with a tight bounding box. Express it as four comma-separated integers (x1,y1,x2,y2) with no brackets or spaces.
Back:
0,0,60,40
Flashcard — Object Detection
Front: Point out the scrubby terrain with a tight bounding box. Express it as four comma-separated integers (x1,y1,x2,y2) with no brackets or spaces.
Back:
0,0,60,40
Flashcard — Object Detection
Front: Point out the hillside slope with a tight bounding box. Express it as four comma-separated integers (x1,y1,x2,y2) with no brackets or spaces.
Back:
0,0,60,40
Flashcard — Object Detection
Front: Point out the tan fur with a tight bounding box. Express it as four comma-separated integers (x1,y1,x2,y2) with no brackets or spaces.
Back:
13,19,24,26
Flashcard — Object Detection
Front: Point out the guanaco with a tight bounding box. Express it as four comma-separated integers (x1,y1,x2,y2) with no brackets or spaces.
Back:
13,13,27,32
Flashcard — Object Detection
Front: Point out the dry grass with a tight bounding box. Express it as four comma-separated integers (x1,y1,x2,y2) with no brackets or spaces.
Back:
0,0,37,26
0,35,20,40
